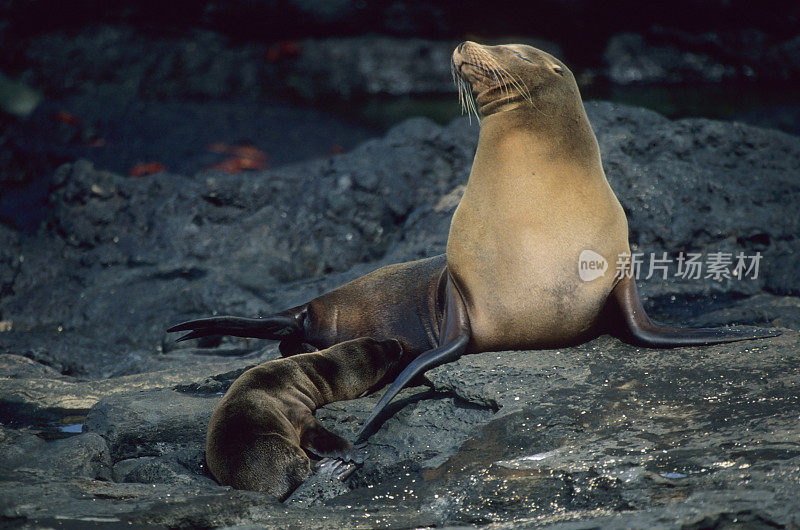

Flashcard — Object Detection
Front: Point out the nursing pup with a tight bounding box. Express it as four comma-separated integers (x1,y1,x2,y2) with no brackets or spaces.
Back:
205,337,402,499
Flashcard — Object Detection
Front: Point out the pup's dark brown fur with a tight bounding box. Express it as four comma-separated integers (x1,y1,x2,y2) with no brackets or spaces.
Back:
205,337,402,499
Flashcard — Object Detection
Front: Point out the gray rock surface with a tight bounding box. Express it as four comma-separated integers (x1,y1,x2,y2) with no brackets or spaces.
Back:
9,26,470,101
1,103,799,527
605,33,737,84
604,30,800,85
288,36,562,100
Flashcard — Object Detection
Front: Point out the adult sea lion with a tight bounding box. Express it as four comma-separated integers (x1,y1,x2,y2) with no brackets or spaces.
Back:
169,42,779,443
205,337,402,499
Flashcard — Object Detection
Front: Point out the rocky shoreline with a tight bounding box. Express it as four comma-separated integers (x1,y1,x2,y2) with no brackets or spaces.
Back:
1,101,799,527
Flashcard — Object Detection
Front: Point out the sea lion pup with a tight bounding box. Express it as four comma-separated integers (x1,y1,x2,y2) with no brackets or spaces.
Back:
205,337,402,499
169,42,779,442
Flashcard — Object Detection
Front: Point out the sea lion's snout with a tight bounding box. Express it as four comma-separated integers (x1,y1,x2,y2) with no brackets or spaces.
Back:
452,40,478,65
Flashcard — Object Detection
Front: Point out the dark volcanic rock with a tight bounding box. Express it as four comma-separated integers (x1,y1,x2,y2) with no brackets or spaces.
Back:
604,30,800,85
587,102,800,300
287,36,562,100
10,26,272,100
418,332,800,527
0,427,111,481
6,26,465,101
0,102,798,527
1,102,797,368
0,224,21,299
4,25,566,105
14,94,378,176
85,389,216,462
604,33,737,84
286,37,458,99
1,116,477,376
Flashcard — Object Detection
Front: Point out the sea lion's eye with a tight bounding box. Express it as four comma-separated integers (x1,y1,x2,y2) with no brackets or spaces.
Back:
553,65,564,75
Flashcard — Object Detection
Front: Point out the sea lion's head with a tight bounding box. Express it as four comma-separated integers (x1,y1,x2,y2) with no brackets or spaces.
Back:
452,41,577,120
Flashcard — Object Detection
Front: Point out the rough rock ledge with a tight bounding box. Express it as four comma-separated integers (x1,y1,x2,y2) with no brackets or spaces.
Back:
1,102,799,528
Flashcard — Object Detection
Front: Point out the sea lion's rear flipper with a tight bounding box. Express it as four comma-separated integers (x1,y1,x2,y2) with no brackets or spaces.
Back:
610,274,781,347
355,275,470,443
167,306,306,343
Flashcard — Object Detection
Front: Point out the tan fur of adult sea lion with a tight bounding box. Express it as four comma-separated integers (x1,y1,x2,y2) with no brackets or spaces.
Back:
205,337,402,499
447,41,630,352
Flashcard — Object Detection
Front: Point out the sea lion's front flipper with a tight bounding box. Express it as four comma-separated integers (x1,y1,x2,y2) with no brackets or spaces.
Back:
299,416,353,460
354,275,470,443
610,274,781,347
167,306,306,343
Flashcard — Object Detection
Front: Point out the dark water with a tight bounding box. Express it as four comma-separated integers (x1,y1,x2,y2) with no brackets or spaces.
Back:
327,82,800,136
0,402,86,440
0,95,380,232
587,82,800,135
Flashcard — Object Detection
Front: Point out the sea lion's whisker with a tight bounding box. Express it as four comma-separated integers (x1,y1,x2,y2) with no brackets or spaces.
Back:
476,48,530,106
473,47,542,114
453,65,480,124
